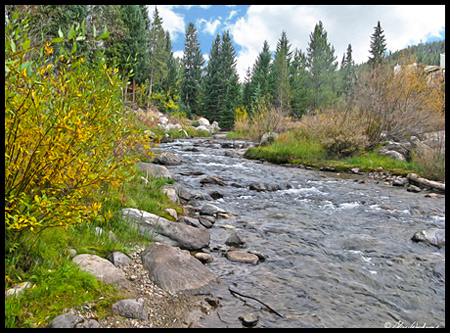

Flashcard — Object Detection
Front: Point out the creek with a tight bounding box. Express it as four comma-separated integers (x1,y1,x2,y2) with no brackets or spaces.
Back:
158,136,445,328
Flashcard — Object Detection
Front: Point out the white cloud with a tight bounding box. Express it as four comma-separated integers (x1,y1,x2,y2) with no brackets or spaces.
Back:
154,5,186,42
173,50,184,60
197,18,222,36
228,5,445,82
227,10,238,21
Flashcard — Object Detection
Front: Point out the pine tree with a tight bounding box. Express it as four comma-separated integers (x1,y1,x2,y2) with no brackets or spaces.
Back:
271,30,293,112
181,22,204,116
306,20,337,111
202,33,222,120
119,5,150,103
250,40,272,114
341,44,357,104
219,31,240,129
290,48,311,118
148,6,169,97
162,31,180,104
368,21,387,65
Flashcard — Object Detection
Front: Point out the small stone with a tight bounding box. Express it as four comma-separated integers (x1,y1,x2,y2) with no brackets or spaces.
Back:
239,312,259,327
407,185,421,193
194,252,213,264
225,231,245,247
225,251,259,265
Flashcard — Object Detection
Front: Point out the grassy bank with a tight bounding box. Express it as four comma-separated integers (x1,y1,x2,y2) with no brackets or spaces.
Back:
243,129,444,181
5,167,180,328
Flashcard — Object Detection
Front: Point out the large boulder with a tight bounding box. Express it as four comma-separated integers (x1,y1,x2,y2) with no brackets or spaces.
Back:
379,142,411,161
136,162,174,180
141,242,223,295
72,254,128,288
120,208,210,250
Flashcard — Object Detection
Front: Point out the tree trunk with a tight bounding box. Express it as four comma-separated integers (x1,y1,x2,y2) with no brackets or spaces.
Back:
132,78,136,104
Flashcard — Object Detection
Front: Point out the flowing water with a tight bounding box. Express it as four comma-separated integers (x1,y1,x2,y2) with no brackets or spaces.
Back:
158,137,445,328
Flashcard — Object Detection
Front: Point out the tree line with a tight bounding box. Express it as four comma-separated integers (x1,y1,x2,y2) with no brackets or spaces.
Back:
6,5,444,130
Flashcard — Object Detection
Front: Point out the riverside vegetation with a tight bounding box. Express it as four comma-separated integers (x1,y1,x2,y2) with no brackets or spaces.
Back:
5,6,444,328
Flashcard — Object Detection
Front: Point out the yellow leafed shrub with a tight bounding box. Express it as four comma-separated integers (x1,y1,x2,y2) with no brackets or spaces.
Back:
5,16,153,237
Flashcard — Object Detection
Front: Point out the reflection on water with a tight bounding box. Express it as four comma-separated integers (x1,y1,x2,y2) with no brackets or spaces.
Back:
160,138,445,328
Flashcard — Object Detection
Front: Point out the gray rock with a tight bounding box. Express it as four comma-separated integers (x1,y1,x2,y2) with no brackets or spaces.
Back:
225,251,259,265
120,208,210,250
194,252,214,264
107,251,133,267
249,182,280,192
225,231,246,247
141,242,223,295
154,151,182,165
200,176,227,186
198,216,215,228
72,254,128,288
412,228,445,247
112,298,148,321
48,313,83,328
407,184,422,193
200,203,227,217
76,319,100,328
136,162,174,179
259,132,278,146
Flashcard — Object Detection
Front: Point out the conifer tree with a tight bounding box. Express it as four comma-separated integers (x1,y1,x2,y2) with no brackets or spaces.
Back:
271,31,293,112
119,5,150,103
250,40,272,114
306,20,337,111
368,21,387,65
181,22,204,116
148,6,169,97
202,33,222,120
341,44,357,104
290,48,311,118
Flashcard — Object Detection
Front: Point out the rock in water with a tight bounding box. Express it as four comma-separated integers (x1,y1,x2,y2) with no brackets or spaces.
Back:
225,251,259,265
154,152,182,165
412,228,445,247
225,231,246,247
141,242,223,295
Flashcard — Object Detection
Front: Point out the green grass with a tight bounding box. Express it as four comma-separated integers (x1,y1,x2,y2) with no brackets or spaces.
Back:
5,166,184,328
244,129,443,181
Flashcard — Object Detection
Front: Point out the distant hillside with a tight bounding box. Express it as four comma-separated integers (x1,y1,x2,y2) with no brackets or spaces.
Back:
387,40,445,66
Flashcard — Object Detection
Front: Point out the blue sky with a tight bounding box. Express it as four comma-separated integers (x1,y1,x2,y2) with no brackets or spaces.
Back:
148,5,445,82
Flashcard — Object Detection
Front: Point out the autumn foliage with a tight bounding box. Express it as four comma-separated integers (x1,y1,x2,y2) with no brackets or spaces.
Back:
5,14,153,239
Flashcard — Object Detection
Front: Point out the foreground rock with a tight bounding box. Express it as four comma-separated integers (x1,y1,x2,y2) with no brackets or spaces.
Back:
412,228,445,248
72,254,128,288
112,298,148,321
141,242,223,295
120,208,209,251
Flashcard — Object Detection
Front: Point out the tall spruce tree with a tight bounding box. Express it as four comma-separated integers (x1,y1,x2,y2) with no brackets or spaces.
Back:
202,33,222,120
290,48,311,118
220,30,240,130
306,20,337,111
181,22,204,116
250,40,272,114
119,5,150,103
368,21,387,65
148,6,169,97
271,30,293,112
341,43,356,104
